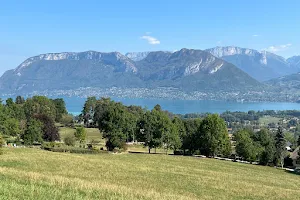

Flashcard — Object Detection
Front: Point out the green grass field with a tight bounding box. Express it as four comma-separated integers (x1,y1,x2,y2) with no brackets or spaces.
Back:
58,127,166,153
259,116,281,126
59,127,102,142
0,148,299,200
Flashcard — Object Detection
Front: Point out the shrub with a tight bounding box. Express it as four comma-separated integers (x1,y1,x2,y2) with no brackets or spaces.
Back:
64,135,76,146
51,146,106,154
41,142,64,150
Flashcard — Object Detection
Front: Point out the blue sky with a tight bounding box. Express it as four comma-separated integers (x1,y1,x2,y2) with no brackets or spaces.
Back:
1,0,300,75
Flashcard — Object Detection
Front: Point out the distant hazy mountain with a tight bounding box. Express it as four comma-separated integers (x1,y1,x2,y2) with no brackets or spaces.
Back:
287,56,300,69
135,49,261,91
0,49,262,94
206,46,298,81
0,51,142,92
125,52,150,61
266,72,300,89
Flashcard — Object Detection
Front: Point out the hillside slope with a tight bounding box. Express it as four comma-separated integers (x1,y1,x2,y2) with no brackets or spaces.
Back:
0,49,263,94
0,148,299,200
206,46,298,81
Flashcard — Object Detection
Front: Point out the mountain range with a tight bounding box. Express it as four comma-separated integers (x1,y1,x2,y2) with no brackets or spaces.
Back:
0,46,299,95
205,47,298,81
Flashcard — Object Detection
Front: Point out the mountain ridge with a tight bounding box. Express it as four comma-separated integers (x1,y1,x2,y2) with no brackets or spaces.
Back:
0,48,262,94
205,46,298,81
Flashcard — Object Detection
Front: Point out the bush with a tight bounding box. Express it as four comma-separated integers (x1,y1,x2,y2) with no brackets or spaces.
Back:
51,146,106,154
41,142,64,150
64,135,76,146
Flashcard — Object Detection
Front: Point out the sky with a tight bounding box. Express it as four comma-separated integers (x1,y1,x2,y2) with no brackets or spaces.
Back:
1,0,300,75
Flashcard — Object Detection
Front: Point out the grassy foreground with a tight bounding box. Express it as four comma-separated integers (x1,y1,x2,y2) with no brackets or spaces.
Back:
0,148,299,200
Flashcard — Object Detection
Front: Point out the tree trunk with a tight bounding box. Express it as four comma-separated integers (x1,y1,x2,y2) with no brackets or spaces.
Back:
148,147,150,154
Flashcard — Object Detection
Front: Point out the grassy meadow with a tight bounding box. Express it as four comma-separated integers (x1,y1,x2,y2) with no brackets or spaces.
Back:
58,127,167,153
0,148,299,200
259,116,281,126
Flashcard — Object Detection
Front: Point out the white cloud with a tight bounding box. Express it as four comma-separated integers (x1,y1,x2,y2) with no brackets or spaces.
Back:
141,35,160,45
264,43,292,52
252,34,259,37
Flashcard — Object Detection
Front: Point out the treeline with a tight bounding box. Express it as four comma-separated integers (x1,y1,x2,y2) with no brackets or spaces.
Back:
82,97,231,156
234,127,294,167
182,110,300,122
82,97,298,167
0,96,70,146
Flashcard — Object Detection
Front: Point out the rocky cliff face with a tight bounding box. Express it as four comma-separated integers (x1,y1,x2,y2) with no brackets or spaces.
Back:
206,46,267,65
0,48,263,94
206,46,296,81
15,51,138,75
125,52,150,61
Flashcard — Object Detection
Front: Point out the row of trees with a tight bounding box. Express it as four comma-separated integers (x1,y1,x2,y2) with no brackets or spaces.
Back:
82,97,231,156
0,96,68,146
234,127,291,167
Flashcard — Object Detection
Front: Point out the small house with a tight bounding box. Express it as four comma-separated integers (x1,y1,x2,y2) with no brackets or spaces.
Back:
291,147,300,168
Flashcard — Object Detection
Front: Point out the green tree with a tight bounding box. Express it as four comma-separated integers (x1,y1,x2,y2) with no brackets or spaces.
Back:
52,98,67,122
82,96,97,126
15,96,25,104
22,119,43,145
172,117,186,152
161,114,180,154
34,114,60,142
137,111,157,153
234,129,258,162
97,102,132,151
252,129,275,165
24,96,57,121
197,114,231,157
0,118,21,137
60,114,74,126
74,127,87,144
182,119,202,154
284,132,296,148
64,134,76,146
274,127,286,168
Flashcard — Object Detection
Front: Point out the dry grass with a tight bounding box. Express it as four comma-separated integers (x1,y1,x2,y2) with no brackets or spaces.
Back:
0,148,299,200
59,127,105,146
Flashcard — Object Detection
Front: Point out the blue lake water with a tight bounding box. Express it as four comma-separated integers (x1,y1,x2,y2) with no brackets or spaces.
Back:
62,97,300,115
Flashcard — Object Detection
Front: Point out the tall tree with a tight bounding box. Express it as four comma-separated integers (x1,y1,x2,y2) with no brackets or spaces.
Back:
137,111,156,153
82,96,97,126
172,117,187,152
274,127,286,168
52,98,67,122
197,114,231,157
253,129,275,165
0,118,21,137
182,119,202,154
15,96,25,104
96,101,133,151
22,119,43,145
34,114,60,142
161,113,180,154
235,129,258,162
24,96,57,121
74,127,87,144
